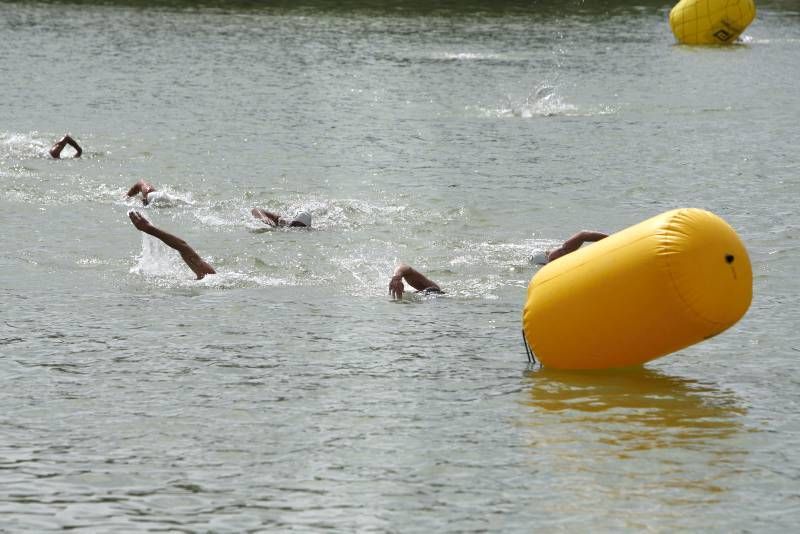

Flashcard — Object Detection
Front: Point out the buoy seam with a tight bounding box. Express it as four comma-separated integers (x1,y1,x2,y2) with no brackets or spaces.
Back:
660,210,728,328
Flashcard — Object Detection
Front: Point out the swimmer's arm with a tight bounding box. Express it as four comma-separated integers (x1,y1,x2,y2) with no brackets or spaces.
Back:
548,231,608,262
251,208,282,226
49,135,82,159
126,179,155,198
128,211,216,279
67,136,82,158
389,264,440,299
126,179,156,205
561,230,608,251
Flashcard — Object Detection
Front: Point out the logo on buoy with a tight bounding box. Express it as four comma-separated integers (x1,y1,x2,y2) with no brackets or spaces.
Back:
714,29,732,41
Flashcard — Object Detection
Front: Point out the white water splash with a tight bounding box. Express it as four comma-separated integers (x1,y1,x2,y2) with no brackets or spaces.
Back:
501,85,578,117
130,233,292,289
145,190,194,208
438,52,503,61
130,233,186,278
0,131,49,160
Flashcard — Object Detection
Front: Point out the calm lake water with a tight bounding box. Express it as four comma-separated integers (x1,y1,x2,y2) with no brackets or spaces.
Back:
1,0,799,531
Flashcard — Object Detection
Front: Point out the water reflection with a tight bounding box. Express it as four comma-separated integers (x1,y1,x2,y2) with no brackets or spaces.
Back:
522,366,746,450
518,368,752,516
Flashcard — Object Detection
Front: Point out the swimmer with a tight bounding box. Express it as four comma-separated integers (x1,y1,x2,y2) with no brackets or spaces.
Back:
389,263,442,300
128,211,216,280
126,180,189,207
126,179,157,205
251,207,311,228
532,231,609,265
49,134,82,159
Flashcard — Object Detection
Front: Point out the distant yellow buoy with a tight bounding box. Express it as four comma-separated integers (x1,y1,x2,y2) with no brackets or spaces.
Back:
669,0,756,45
522,208,752,370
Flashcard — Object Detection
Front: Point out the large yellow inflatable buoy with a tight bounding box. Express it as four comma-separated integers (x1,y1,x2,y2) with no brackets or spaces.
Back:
669,0,756,45
522,208,752,370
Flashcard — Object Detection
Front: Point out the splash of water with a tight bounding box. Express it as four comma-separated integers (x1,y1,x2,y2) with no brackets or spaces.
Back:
0,131,49,160
130,233,186,278
471,83,580,118
502,84,578,118
130,233,292,289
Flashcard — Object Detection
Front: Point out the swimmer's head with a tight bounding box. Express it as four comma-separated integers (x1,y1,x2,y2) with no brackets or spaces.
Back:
530,251,549,265
290,211,312,227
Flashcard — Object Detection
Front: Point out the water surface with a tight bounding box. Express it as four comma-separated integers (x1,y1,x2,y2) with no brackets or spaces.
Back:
1,0,799,530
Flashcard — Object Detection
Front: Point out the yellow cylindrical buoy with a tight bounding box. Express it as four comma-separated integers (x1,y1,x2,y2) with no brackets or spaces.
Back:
669,0,756,45
522,208,752,370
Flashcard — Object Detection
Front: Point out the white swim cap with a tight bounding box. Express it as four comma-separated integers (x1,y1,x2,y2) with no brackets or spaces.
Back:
530,251,549,265
291,211,312,227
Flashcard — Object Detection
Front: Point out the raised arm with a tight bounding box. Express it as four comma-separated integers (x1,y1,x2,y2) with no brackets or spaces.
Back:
49,135,82,159
128,211,216,279
547,230,608,262
389,263,441,299
251,207,283,226
126,179,157,205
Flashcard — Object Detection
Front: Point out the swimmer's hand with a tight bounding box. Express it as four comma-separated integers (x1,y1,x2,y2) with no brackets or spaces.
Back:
389,275,405,300
389,263,439,298
128,210,152,231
